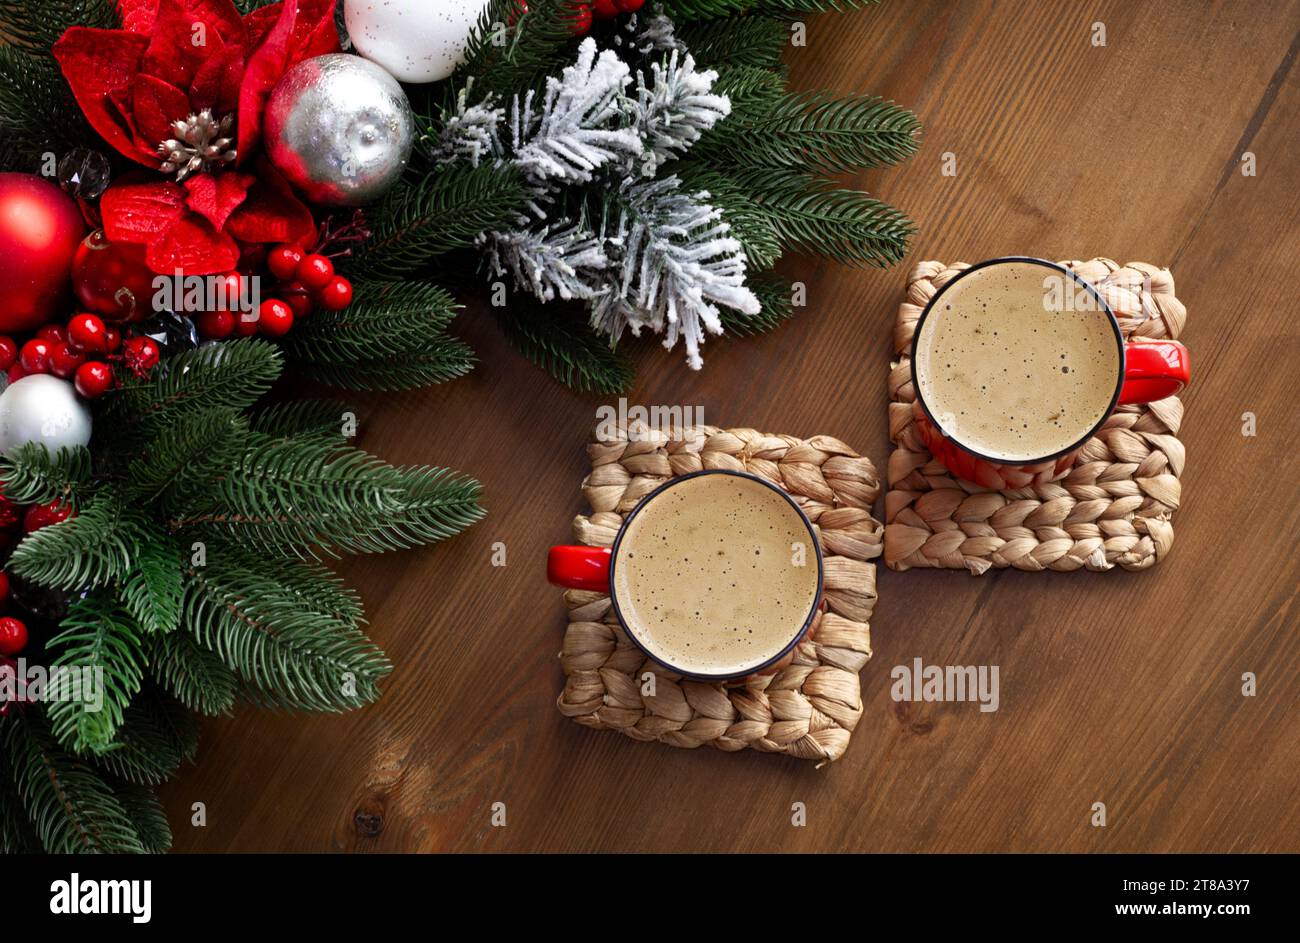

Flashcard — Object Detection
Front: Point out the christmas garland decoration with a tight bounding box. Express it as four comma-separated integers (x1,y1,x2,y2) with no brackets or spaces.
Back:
0,0,916,852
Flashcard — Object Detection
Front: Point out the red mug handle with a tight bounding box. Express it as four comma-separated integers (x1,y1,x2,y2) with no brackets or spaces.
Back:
547,545,611,592
1119,340,1190,404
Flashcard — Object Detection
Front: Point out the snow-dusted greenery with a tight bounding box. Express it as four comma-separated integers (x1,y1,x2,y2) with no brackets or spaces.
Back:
431,35,751,369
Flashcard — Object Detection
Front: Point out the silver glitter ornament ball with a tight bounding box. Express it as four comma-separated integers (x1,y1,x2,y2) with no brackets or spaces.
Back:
264,54,414,207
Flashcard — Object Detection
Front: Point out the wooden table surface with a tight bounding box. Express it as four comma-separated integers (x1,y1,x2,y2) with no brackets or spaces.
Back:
164,0,1300,853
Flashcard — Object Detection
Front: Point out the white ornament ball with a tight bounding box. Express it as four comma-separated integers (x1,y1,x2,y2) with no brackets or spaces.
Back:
345,0,488,83
0,375,92,453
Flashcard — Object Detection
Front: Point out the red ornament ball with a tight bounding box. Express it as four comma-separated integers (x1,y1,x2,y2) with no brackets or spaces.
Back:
257,299,294,337
74,360,114,398
0,336,17,370
71,230,156,322
23,499,73,533
268,243,305,281
18,338,51,374
0,173,87,334
295,254,334,291
317,276,354,311
0,616,26,657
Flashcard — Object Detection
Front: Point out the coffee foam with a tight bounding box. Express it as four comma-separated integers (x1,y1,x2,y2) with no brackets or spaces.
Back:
613,473,819,677
915,261,1119,461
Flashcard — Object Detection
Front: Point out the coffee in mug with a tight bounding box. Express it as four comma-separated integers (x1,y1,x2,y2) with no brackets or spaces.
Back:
547,470,823,680
914,259,1121,462
909,257,1190,488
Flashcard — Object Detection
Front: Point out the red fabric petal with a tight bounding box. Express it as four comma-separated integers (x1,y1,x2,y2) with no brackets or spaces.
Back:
145,215,241,275
189,38,244,115
245,0,339,63
236,0,298,162
183,0,246,45
101,179,188,245
52,28,152,166
130,74,190,150
117,0,160,34
143,4,216,91
183,171,254,231
226,161,316,245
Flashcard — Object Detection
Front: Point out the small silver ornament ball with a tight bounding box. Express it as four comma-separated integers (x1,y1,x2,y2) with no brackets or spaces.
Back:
264,54,414,207
0,375,93,453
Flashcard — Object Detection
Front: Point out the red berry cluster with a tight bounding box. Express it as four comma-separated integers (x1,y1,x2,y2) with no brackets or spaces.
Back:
561,0,644,34
0,490,74,690
196,244,353,341
0,313,160,400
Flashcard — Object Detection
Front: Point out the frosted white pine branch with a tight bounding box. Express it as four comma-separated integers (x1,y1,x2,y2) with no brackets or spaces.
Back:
509,38,643,186
485,224,608,303
634,50,730,170
590,177,759,369
426,84,504,167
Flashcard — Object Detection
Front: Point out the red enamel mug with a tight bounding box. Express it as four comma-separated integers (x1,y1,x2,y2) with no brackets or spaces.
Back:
910,257,1191,489
547,470,825,683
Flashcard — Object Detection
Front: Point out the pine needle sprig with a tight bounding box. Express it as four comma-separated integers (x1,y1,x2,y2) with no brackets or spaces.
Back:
493,295,635,394
3,711,146,853
44,592,149,755
675,16,789,70
0,443,93,509
351,164,530,279
8,489,151,591
149,631,240,717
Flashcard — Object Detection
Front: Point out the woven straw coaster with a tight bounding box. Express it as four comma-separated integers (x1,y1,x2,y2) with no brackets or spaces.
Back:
885,258,1187,574
556,423,882,764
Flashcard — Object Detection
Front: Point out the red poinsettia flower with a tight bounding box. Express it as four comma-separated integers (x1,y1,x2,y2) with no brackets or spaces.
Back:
53,0,337,273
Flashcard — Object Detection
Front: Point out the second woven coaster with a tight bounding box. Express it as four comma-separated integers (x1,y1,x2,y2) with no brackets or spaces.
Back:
884,258,1187,574
555,423,881,764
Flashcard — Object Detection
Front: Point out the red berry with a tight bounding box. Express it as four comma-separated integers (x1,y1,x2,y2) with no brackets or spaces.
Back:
47,341,85,379
67,312,108,353
0,336,16,370
103,327,122,352
214,271,244,312
18,338,51,373
0,617,25,657
74,360,114,398
317,276,354,311
282,282,315,319
23,499,73,534
6,363,26,383
257,299,294,337
0,571,9,604
197,308,235,340
233,312,259,337
122,336,160,375
295,254,334,291
37,324,67,344
267,243,305,281
592,0,617,18
567,2,592,33
614,0,643,10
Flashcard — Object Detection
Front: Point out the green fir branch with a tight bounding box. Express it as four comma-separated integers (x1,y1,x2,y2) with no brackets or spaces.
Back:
494,297,634,394
0,0,118,53
282,280,476,390
119,528,184,634
0,443,93,509
699,90,920,174
4,710,146,853
351,164,529,279
94,689,197,786
45,592,148,755
112,780,171,854
721,272,797,335
662,0,878,19
454,0,587,99
169,435,485,556
250,399,353,441
8,489,150,591
149,630,239,717
110,339,283,436
676,16,790,70
181,551,391,712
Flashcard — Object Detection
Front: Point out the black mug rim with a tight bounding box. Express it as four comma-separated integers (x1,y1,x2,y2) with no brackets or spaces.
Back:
606,469,825,683
908,256,1127,467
